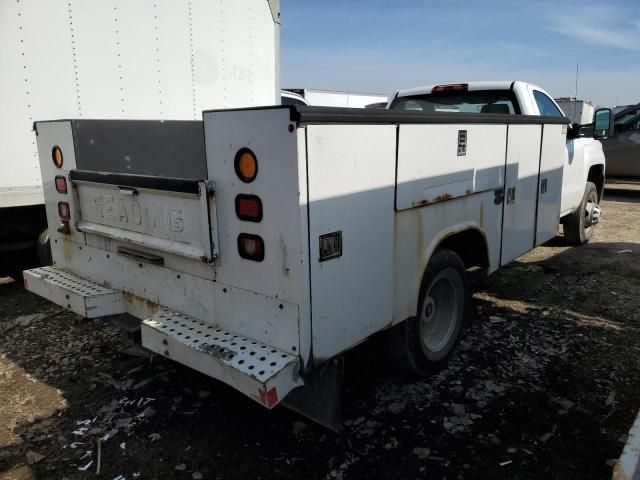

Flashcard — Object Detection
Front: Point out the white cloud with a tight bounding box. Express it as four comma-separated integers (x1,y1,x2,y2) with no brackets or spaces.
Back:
547,5,640,52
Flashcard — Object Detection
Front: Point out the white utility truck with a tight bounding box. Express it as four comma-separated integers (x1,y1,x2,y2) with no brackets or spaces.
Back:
24,104,612,428
0,0,279,273
389,82,610,244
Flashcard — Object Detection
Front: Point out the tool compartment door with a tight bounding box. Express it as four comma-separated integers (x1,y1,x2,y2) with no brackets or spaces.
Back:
71,171,216,262
306,124,397,362
535,124,566,246
500,125,543,265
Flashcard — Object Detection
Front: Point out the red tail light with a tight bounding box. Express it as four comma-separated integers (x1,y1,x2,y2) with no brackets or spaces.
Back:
431,83,468,94
237,234,264,261
235,194,263,222
58,201,70,220
55,176,67,194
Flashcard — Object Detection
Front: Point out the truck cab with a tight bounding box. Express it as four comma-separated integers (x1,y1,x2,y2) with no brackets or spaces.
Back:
389,81,610,245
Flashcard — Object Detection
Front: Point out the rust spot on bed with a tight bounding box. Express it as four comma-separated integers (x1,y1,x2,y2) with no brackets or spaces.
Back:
123,291,160,316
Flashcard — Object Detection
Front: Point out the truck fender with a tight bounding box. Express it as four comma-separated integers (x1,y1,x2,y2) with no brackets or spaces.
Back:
416,221,489,299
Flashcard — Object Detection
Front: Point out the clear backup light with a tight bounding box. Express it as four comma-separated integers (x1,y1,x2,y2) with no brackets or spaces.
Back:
58,201,70,220
237,233,264,261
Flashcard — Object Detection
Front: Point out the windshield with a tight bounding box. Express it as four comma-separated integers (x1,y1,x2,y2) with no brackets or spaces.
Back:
389,90,521,115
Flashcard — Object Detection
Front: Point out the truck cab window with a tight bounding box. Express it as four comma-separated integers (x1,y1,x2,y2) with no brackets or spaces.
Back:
390,91,519,114
533,91,563,117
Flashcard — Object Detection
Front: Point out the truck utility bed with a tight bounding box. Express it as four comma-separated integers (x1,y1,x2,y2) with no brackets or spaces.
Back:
26,106,568,418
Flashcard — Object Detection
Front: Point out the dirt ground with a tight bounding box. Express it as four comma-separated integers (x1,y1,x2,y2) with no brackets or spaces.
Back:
1,187,639,480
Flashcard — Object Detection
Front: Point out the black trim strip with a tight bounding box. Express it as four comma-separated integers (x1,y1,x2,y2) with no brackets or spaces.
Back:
69,170,202,195
203,105,570,126
498,124,509,265
532,125,545,247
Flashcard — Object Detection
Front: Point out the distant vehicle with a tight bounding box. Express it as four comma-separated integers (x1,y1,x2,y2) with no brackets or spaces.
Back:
281,90,308,106
282,88,388,108
554,98,595,125
601,103,640,183
389,81,612,245
365,102,389,110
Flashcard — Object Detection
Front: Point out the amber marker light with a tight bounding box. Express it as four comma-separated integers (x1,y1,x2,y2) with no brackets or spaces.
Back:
52,146,63,168
234,148,258,183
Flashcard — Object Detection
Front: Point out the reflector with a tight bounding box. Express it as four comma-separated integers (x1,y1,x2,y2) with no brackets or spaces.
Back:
235,194,263,222
55,176,67,194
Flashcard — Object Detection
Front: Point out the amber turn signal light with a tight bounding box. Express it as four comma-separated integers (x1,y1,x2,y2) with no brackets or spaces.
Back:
52,146,63,168
234,148,258,183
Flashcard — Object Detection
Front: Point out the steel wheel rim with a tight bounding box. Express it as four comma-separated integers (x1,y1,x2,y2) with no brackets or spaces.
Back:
584,189,599,234
419,269,463,355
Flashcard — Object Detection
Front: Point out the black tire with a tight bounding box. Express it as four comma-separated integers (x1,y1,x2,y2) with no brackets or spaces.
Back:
563,182,599,245
36,229,53,266
388,248,468,376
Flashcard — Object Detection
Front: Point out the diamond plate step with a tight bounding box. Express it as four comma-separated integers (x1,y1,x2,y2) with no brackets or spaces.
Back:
23,266,123,318
141,309,303,408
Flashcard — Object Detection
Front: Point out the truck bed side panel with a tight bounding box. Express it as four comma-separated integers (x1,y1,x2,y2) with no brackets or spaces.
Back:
203,108,304,356
393,124,506,322
306,124,396,362
395,124,506,211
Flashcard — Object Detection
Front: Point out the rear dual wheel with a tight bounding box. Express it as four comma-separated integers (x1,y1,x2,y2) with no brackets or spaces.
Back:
389,248,468,376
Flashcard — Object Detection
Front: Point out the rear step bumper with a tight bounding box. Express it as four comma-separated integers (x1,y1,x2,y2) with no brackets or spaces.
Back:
142,310,303,408
23,266,124,318
22,266,304,409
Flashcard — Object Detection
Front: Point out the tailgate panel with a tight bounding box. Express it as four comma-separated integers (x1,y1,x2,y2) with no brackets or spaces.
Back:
71,171,216,262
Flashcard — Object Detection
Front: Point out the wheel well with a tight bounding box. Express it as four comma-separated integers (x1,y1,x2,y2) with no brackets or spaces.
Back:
436,229,489,270
588,165,605,201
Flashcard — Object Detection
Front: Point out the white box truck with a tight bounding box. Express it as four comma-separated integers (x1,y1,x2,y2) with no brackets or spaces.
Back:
555,97,596,126
0,0,279,273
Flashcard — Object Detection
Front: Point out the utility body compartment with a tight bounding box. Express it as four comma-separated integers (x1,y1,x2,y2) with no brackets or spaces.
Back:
27,106,568,415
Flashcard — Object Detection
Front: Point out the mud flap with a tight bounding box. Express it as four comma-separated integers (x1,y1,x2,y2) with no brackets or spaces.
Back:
282,357,344,432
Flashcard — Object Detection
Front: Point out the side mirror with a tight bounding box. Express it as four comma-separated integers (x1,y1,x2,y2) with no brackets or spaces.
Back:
593,108,613,140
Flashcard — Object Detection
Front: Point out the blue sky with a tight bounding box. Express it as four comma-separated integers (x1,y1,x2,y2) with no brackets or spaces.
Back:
280,0,640,106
